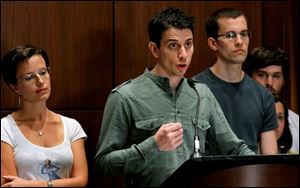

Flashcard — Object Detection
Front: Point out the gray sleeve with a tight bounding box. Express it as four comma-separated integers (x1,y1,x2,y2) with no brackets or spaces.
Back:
94,91,160,176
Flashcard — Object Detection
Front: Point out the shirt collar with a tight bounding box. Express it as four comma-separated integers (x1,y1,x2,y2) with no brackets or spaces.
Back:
144,68,185,95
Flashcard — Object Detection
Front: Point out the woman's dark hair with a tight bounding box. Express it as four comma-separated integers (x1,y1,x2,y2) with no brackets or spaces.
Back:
273,94,292,153
1,43,49,85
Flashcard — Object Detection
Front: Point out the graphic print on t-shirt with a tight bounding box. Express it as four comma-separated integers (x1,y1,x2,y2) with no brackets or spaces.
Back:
41,159,61,180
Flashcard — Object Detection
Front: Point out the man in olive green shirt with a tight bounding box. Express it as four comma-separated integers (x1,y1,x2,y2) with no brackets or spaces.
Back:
94,7,255,187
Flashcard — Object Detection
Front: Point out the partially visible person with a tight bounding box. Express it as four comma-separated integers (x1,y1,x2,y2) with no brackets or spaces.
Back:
243,45,299,153
193,8,278,154
94,7,255,187
273,94,294,154
1,43,88,187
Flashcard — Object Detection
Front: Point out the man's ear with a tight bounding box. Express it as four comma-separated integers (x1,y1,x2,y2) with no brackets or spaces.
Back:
208,37,218,51
148,42,159,58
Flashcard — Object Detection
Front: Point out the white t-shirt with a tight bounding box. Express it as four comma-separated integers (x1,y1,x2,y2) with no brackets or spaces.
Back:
288,109,299,153
1,114,87,180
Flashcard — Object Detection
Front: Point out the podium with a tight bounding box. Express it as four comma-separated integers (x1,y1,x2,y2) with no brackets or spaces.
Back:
161,154,299,187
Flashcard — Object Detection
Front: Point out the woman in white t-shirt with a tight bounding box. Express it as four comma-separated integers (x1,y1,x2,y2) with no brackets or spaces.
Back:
1,43,88,187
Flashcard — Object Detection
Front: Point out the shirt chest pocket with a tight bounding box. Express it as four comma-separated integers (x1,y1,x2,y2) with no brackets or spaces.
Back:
196,119,211,132
131,117,165,143
135,117,164,130
195,119,211,153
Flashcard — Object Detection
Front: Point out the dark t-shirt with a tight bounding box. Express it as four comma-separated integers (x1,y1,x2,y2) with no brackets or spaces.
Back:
193,68,278,153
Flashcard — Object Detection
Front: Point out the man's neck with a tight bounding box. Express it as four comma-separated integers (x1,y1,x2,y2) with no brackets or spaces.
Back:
150,66,183,90
210,62,244,83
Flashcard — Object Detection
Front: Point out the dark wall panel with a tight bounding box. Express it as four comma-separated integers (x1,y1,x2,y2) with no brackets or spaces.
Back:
1,1,113,109
114,1,262,84
262,1,299,112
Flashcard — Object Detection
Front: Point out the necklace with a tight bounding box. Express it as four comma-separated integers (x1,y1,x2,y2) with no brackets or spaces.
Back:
32,126,45,137
34,111,50,137
13,111,50,137
37,129,43,136
31,116,49,137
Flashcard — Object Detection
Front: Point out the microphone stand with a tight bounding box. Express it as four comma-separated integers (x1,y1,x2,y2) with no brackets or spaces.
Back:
187,79,202,159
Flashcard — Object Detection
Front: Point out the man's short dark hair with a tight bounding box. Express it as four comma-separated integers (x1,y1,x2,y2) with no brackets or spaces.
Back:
243,45,288,80
148,7,195,48
205,7,245,39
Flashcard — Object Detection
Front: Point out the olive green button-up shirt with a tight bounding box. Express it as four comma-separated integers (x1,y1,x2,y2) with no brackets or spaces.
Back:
94,68,254,187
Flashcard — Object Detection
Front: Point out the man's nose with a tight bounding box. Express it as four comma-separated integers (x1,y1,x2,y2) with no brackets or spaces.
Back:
234,34,243,46
178,46,187,59
265,75,273,86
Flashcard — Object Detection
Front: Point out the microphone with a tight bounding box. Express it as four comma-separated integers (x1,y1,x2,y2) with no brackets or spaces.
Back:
187,78,202,159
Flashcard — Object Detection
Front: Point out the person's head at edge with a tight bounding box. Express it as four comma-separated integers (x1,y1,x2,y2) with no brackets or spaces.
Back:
243,45,288,95
147,7,195,88
273,94,292,153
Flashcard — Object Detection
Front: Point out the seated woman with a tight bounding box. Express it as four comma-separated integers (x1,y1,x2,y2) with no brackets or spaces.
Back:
1,43,88,186
273,94,294,154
